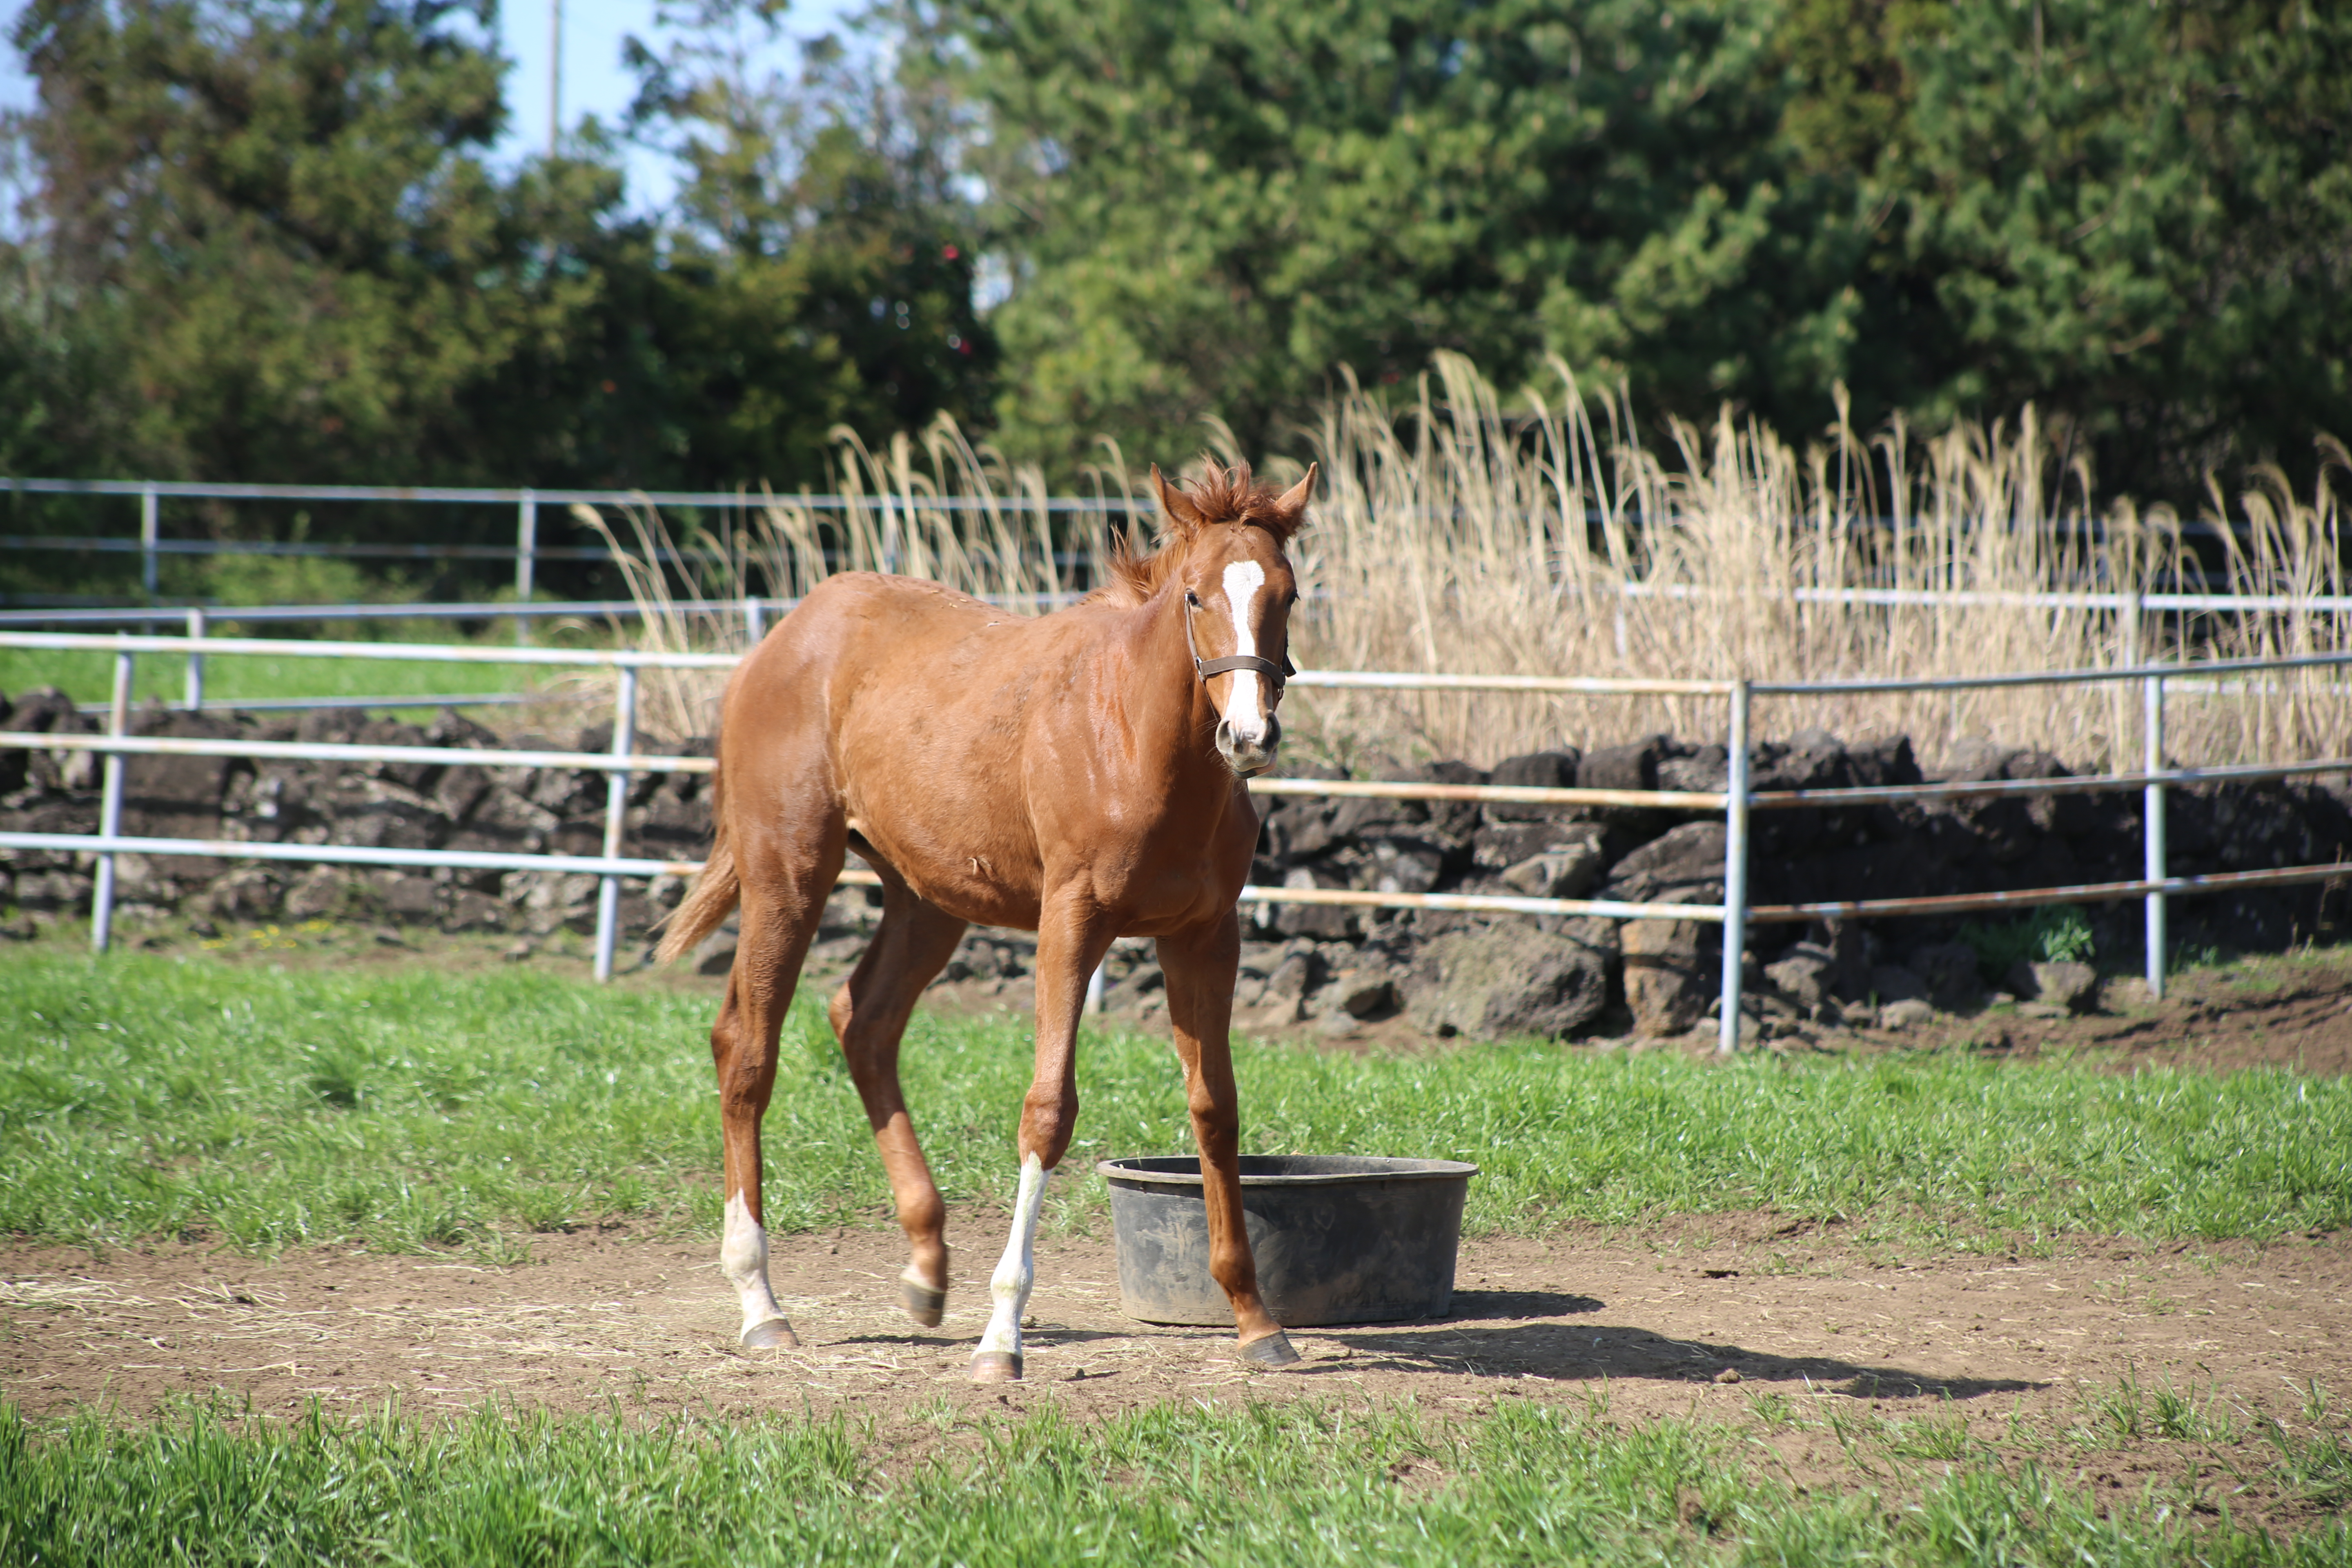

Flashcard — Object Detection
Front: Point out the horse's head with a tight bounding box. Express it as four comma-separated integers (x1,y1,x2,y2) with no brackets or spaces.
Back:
1149,460,1316,776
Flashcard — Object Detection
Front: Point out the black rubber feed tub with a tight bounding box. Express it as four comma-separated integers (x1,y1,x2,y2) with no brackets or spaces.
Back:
1099,1155,1478,1326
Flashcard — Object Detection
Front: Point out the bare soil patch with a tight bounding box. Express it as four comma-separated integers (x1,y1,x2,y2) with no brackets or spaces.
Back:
6,1216,2344,1443
1838,953,2352,1075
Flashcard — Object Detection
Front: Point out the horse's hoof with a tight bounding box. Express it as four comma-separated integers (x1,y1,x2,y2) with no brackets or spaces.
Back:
970,1351,1023,1384
902,1278,947,1328
1238,1330,1300,1368
741,1318,799,1351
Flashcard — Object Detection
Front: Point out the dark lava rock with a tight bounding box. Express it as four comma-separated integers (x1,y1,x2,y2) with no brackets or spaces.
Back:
1407,921,1609,1040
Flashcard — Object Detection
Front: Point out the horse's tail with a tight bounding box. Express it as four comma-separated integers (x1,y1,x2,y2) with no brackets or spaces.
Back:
655,780,739,967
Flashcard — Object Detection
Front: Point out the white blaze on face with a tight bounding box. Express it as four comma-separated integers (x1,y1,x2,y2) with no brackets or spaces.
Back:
1219,559,1269,737
974,1152,1050,1365
721,1191,790,1340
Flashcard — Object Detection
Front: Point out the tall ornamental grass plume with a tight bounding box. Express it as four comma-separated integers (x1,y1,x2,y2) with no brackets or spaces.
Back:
572,359,2348,770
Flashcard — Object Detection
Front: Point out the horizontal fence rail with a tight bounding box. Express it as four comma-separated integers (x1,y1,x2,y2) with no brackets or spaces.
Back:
0,599,787,626
75,693,550,717
7,583,2346,622
0,476,1143,509
4,630,2351,1049
1,471,2328,629
1749,863,2352,925
0,475,1146,609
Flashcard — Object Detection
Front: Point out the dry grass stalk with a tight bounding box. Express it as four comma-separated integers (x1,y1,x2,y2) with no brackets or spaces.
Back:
1287,353,2346,769
573,363,2348,768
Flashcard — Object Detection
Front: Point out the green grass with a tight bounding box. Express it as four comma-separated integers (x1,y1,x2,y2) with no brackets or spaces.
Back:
7,1395,2348,1568
2,949,2348,1255
0,635,551,713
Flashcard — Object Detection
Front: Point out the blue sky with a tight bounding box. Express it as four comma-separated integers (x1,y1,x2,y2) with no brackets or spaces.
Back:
1,0,857,215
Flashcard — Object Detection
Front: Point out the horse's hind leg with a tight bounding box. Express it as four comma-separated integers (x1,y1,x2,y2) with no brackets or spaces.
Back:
828,873,967,1327
712,821,841,1350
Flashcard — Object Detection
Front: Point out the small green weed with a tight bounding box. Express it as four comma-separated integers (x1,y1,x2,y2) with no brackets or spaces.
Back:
1882,1405,1973,1462
2150,1374,2244,1444
1957,904,2095,980
2080,1369,2151,1446
2260,1417,2352,1512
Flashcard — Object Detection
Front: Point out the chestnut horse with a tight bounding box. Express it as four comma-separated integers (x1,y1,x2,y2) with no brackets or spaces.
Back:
657,460,1316,1381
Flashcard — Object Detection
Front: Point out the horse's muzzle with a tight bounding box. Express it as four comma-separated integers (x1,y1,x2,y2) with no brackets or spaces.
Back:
1216,712,1281,775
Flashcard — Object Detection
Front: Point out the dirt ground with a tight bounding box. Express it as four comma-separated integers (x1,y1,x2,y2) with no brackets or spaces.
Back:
1855,955,2352,1077
5,1216,2345,1448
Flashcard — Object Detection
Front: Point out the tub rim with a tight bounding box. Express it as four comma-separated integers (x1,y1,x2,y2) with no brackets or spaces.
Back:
1096,1154,1479,1189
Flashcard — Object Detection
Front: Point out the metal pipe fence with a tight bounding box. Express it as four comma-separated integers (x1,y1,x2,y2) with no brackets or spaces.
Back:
6,582,2349,629
4,629,2350,1054
3,477,1153,630
4,463,2343,634
0,472,2283,589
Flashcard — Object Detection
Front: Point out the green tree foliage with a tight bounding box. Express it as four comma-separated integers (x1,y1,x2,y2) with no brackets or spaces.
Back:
960,0,2352,499
1778,0,2352,496
957,0,1866,479
3,0,2347,524
0,0,990,512
5,0,612,485
618,0,994,483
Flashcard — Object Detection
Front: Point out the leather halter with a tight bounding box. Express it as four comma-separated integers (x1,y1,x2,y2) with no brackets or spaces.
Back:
1184,592,1293,693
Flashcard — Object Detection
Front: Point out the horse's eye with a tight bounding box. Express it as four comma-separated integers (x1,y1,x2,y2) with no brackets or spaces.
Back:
1185,590,1200,607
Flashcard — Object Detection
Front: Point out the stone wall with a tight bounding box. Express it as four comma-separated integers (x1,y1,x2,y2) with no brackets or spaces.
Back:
5,690,2348,1041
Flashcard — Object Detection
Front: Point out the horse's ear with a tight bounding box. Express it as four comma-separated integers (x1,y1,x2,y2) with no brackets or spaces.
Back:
1151,463,1206,538
1267,462,1318,541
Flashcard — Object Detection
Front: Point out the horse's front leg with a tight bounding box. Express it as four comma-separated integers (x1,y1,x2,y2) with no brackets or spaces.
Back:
1158,911,1298,1365
971,889,1114,1384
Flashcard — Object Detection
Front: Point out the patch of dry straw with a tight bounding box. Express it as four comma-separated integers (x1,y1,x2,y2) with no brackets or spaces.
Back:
574,359,2350,770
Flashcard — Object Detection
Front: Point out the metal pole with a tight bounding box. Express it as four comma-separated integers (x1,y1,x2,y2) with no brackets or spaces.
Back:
515,491,537,646
594,666,637,981
140,485,158,598
183,608,206,710
2119,589,2142,772
1717,679,1752,1055
2145,671,2167,999
91,650,134,952
548,0,563,153
744,595,765,644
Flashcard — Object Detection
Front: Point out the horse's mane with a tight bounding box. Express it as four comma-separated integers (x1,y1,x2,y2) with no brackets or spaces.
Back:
1093,462,1307,609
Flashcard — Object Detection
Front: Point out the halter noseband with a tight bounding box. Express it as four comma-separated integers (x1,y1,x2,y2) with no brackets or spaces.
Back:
1184,591,1294,693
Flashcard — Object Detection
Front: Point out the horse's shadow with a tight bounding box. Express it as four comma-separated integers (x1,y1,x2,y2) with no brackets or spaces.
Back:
1446,1289,1604,1321
1301,1311,2042,1400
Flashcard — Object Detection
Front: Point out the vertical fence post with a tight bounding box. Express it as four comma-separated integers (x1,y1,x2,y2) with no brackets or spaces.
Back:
1086,961,1106,1015
514,490,537,647
2118,588,2142,769
183,608,207,711
1717,679,1752,1056
139,485,159,599
594,664,638,982
91,649,134,953
744,595,765,644
2144,670,2167,1000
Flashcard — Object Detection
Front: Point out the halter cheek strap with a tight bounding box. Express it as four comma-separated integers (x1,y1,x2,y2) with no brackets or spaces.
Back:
1184,597,1293,691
